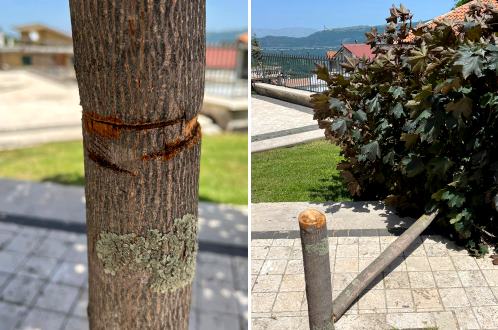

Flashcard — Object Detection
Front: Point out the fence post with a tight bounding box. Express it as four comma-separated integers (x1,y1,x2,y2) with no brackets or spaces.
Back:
298,209,334,330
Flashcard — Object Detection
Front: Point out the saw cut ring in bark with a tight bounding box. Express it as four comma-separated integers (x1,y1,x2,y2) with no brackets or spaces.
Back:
95,214,198,293
82,113,201,175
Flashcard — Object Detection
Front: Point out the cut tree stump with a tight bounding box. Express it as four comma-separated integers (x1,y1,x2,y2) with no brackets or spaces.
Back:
299,209,334,330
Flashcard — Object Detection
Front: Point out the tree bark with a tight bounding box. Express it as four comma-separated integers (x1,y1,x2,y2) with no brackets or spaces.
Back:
332,212,438,321
69,1,205,329
299,209,334,330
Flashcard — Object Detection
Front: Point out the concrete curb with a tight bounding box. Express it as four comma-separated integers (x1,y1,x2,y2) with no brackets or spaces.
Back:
252,83,313,108
251,135,323,153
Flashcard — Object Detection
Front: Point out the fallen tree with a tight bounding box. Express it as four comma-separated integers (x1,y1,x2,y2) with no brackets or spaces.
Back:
332,211,438,321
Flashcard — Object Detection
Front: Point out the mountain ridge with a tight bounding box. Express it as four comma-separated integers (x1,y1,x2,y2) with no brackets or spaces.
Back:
257,25,385,49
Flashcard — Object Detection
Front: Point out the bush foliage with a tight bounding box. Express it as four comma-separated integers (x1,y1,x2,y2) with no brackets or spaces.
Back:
312,3,498,255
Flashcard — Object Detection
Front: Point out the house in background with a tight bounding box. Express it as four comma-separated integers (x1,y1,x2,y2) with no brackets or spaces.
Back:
331,43,375,62
203,32,248,131
0,24,73,69
205,32,248,81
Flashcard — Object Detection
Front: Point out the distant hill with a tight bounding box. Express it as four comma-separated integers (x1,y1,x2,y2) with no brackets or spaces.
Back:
253,27,319,38
258,25,385,49
207,30,246,44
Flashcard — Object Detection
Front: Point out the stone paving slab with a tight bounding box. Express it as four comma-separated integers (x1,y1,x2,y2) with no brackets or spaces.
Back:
251,235,498,330
0,223,247,330
0,178,247,247
251,95,324,152
252,201,414,232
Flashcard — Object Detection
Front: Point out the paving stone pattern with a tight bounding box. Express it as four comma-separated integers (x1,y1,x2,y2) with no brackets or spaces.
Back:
251,235,498,329
0,222,248,330
251,95,324,152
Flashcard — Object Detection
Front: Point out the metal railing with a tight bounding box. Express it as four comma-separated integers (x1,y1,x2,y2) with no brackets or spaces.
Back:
251,52,344,92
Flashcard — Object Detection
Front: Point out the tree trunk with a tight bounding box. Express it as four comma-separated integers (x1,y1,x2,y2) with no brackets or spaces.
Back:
69,1,205,329
298,209,334,330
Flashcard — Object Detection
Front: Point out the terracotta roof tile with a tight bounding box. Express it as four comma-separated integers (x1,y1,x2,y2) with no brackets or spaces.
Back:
405,0,498,42
238,32,248,44
342,44,375,60
206,47,238,69
326,50,337,59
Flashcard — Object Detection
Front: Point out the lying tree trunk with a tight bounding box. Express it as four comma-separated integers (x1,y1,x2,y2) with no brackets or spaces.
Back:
298,209,334,330
69,1,205,329
332,212,438,321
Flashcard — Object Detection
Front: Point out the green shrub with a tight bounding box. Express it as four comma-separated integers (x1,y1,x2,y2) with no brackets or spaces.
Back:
312,3,498,255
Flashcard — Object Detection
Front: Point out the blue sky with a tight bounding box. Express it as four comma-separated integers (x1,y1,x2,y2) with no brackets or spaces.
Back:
252,0,456,29
0,0,247,35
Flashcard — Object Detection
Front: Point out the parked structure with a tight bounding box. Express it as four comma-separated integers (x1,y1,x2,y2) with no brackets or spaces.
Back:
0,24,73,69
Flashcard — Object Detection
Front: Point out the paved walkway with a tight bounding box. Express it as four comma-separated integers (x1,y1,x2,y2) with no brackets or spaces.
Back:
251,95,323,153
0,179,248,330
0,179,248,247
252,201,414,233
251,202,498,329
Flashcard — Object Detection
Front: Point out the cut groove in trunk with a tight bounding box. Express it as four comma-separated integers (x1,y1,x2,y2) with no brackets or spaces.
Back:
69,0,205,328
332,212,438,321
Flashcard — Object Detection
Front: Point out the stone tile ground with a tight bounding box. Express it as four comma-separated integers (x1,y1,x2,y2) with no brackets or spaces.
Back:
251,235,498,329
251,95,323,152
0,222,248,330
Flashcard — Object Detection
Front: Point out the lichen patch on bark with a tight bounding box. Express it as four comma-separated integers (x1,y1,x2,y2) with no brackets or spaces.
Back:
304,237,329,256
96,214,198,293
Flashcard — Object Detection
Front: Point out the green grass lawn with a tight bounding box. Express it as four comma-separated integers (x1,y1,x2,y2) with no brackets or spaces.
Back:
0,134,248,205
252,140,350,203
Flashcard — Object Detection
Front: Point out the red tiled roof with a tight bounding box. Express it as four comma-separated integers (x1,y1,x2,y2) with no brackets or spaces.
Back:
438,0,497,21
342,44,375,60
206,47,237,69
405,0,498,42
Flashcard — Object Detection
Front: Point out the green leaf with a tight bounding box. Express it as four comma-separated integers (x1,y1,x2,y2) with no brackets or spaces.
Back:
455,47,484,79
442,191,465,208
431,189,445,201
383,151,395,165
391,102,405,119
353,109,367,122
331,119,348,136
389,86,405,99
329,98,346,113
360,141,380,162
406,42,428,73
450,209,470,225
401,156,425,177
366,95,381,113
351,129,362,142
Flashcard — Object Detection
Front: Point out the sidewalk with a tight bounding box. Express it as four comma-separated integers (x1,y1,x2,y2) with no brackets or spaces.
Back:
0,179,248,330
251,95,323,153
251,202,498,329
